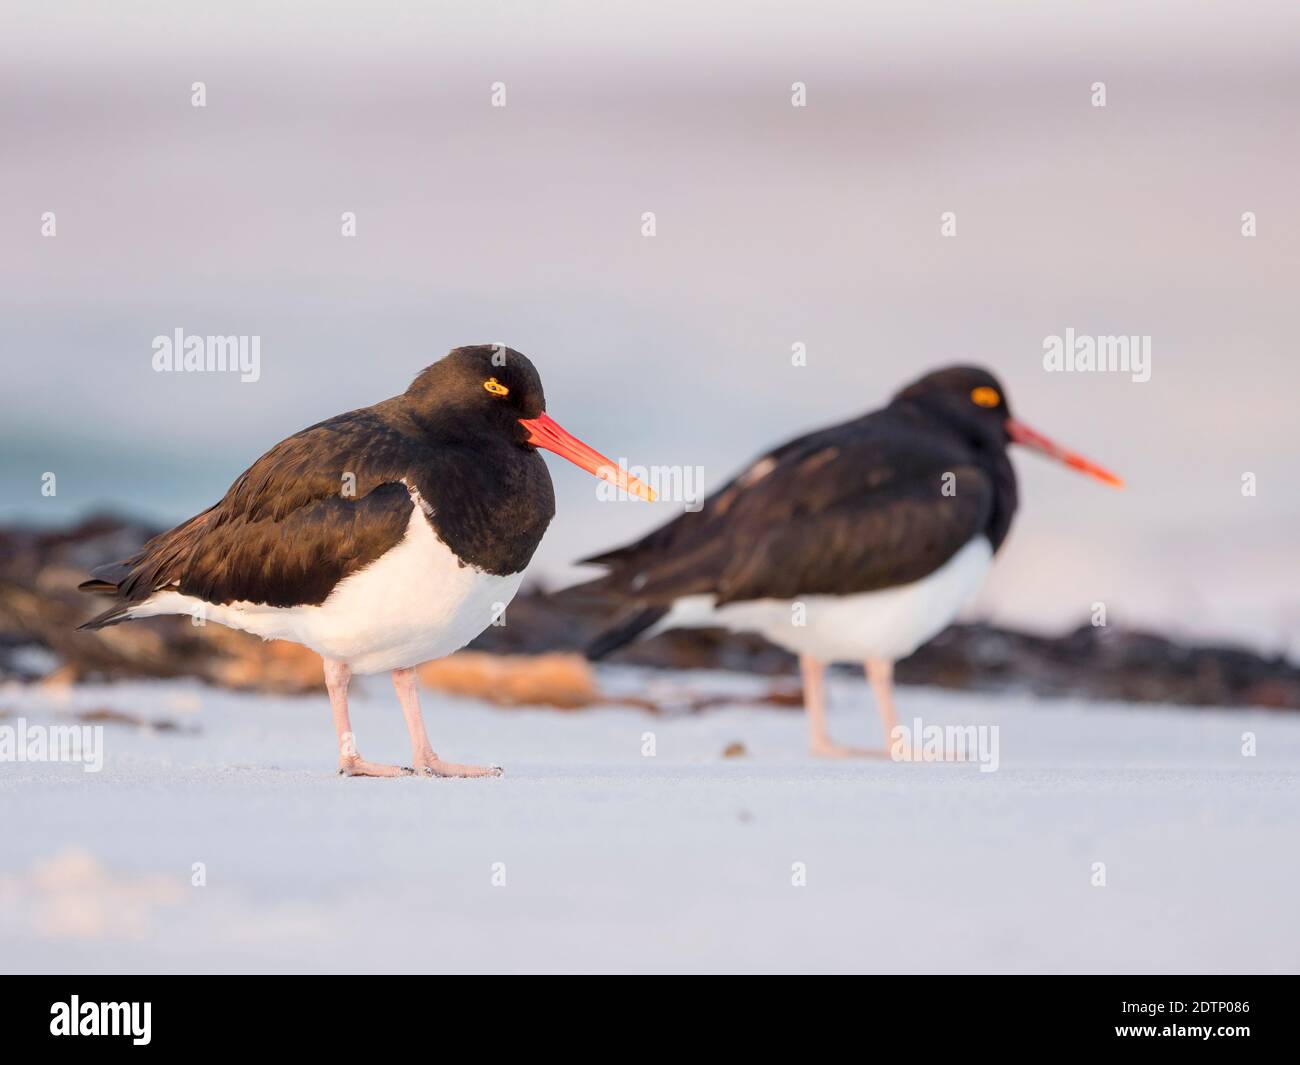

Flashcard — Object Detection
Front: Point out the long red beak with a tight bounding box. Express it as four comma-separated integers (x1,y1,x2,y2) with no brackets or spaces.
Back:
1006,419,1124,488
519,412,656,502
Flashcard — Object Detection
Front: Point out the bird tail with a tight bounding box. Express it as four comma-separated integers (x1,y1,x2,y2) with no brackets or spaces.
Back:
585,604,670,660
76,559,140,630
76,602,137,631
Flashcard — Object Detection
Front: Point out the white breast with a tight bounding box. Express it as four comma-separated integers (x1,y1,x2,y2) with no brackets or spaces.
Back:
131,502,525,674
656,535,993,664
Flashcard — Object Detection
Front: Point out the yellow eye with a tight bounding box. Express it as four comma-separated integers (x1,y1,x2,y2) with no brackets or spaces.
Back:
971,386,1000,408
483,377,509,397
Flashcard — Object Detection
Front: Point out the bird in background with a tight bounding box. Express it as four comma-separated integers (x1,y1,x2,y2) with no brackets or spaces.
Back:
577,366,1123,758
79,345,653,778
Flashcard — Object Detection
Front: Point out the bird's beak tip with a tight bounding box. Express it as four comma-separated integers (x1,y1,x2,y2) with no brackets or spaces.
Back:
523,413,657,501
1007,417,1124,490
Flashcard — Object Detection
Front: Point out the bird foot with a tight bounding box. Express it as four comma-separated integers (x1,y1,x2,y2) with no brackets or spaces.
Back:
411,751,503,779
888,744,965,764
810,740,888,759
338,756,414,778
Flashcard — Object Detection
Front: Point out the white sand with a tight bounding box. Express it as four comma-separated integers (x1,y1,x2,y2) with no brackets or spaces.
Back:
1,669,1297,974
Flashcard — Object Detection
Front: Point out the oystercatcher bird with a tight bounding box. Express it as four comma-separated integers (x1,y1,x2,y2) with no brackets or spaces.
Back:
578,366,1122,757
78,345,653,778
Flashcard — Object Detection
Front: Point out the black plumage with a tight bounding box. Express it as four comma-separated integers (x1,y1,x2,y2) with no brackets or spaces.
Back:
79,346,556,628
580,366,1019,652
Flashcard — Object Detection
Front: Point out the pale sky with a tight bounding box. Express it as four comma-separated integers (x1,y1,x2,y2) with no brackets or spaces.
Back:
2,1,1298,652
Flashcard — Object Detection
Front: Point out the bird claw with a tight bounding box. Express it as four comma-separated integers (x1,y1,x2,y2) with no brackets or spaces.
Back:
810,741,886,759
337,756,414,778
412,755,504,779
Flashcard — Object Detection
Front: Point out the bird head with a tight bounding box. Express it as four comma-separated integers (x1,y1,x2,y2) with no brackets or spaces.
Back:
408,345,655,500
894,365,1123,487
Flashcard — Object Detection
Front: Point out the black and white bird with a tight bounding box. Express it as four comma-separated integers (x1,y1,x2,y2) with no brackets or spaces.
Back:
79,345,652,778
578,366,1122,757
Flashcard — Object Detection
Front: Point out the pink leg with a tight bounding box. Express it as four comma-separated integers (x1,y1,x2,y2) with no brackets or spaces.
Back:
325,658,412,778
802,654,873,758
392,667,503,779
865,657,900,748
866,657,949,762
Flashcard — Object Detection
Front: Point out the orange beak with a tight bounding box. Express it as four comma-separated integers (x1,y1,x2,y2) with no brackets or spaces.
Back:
520,412,657,502
1007,419,1124,488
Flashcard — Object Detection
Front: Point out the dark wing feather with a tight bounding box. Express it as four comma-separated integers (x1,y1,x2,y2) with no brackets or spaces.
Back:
583,409,993,605
171,483,415,607
710,476,990,603
85,405,431,611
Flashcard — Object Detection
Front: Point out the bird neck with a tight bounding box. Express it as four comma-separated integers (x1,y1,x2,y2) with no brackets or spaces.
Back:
898,400,1019,551
983,449,1018,552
